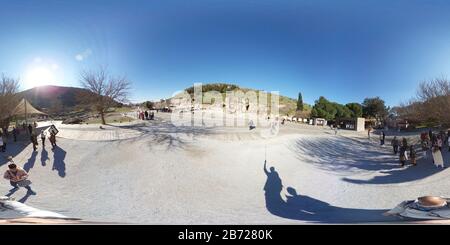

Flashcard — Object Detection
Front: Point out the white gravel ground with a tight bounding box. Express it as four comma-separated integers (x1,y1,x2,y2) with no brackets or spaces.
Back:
1,114,449,224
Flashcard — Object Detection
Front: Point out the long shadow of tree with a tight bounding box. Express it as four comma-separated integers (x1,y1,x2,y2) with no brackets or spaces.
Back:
263,164,396,223
290,135,447,183
123,119,216,151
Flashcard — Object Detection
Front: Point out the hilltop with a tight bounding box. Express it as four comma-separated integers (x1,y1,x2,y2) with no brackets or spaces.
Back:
183,83,311,116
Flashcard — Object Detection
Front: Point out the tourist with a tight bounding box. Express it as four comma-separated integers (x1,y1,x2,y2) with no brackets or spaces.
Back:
380,131,385,145
144,110,149,120
3,161,35,194
27,124,33,135
40,130,47,148
12,127,17,142
1,132,7,152
150,111,155,120
334,125,338,135
437,136,443,151
2,127,8,138
49,131,57,149
30,128,38,151
391,136,399,154
399,145,407,167
248,120,256,130
402,137,408,148
410,145,417,166
447,129,450,144
368,127,372,139
429,129,433,142
0,132,4,152
432,145,445,168
448,130,450,152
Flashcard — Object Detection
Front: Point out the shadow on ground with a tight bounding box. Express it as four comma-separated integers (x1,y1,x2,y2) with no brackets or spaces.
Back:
123,119,216,151
52,146,66,177
263,164,396,223
290,135,448,184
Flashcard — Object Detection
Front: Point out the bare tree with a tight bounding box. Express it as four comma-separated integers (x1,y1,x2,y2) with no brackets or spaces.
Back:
80,68,131,125
397,77,450,127
416,77,450,127
0,74,20,128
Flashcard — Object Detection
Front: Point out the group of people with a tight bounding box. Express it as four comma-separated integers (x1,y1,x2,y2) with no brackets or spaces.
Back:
420,129,449,168
387,129,449,168
0,122,58,153
390,136,416,167
138,110,155,120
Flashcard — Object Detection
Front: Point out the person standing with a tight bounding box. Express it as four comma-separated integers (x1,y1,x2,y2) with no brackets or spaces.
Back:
402,137,408,148
448,129,450,152
144,110,149,120
410,145,417,166
437,136,443,151
368,127,372,140
380,131,385,145
391,136,399,154
1,131,7,152
399,145,407,167
0,132,4,152
432,145,445,168
12,127,17,142
27,124,32,135
429,129,433,142
40,130,47,148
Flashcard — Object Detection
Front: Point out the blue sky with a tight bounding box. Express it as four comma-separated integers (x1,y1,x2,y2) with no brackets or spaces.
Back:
1,0,450,106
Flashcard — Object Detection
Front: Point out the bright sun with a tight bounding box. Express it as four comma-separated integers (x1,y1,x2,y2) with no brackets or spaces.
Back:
24,66,57,89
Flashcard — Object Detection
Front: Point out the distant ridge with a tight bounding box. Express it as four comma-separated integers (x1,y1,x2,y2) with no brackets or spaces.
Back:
17,85,92,114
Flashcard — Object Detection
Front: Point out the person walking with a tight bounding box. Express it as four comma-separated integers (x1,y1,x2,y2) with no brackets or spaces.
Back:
30,130,37,151
410,145,417,166
49,131,57,149
40,130,47,148
368,127,372,140
3,160,35,194
391,136,399,154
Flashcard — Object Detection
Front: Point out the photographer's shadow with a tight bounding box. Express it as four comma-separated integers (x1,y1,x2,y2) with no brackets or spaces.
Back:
263,163,395,223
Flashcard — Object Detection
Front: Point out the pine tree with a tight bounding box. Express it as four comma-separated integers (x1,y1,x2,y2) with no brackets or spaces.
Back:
297,92,304,111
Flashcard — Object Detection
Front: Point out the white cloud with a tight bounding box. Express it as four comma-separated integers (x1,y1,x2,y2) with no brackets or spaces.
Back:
75,49,92,62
